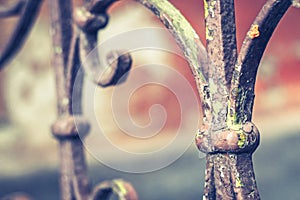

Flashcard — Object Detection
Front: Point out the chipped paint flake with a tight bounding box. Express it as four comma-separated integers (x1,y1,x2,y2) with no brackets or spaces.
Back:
248,24,260,39
207,0,217,18
206,27,214,41
204,0,209,18
236,177,244,187
237,132,246,148
113,179,128,197
140,0,207,84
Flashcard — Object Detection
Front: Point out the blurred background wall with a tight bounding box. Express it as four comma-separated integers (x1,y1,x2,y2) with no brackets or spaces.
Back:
0,0,300,199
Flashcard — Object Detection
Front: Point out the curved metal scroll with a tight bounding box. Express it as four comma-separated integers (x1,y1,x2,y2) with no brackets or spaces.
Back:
229,0,292,123
76,0,211,120
136,0,211,120
0,0,44,68
75,0,133,87
90,179,138,200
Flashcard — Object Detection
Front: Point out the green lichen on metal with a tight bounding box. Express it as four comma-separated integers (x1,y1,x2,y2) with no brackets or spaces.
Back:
206,27,214,41
112,179,128,197
137,0,207,83
204,0,216,41
226,99,247,149
226,99,247,148
204,0,209,18
235,177,244,188
213,101,223,116
204,0,217,18
209,78,217,94
236,87,249,122
228,85,249,125
54,46,62,54
237,131,246,148
227,97,242,129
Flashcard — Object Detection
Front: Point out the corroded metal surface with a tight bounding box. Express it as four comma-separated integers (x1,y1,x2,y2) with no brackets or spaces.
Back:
196,0,293,199
204,0,237,131
196,122,261,199
229,0,292,123
196,122,260,154
203,153,260,200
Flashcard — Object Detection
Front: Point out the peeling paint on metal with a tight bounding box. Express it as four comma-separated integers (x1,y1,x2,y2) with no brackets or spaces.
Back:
235,177,244,188
206,27,214,41
237,132,246,148
248,24,260,39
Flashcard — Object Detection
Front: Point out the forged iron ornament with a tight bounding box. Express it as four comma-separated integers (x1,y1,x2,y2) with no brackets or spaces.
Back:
0,0,299,199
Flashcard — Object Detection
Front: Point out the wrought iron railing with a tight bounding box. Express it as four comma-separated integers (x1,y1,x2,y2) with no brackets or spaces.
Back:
0,0,299,199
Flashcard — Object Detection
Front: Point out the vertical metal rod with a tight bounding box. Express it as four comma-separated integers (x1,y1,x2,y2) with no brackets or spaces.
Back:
204,0,237,131
49,0,91,199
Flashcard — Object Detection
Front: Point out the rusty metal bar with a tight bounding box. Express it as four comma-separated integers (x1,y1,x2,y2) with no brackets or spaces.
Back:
230,0,292,123
196,0,265,199
204,0,237,131
49,0,92,199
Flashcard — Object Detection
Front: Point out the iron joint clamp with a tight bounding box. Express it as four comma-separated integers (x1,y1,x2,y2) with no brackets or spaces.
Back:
51,115,90,140
195,122,260,154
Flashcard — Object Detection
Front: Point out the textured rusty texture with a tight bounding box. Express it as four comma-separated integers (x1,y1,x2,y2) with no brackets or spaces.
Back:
196,122,260,154
229,0,292,123
204,0,237,131
196,0,293,199
196,122,261,199
203,153,261,200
